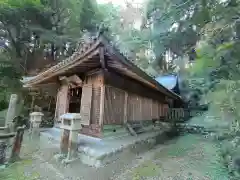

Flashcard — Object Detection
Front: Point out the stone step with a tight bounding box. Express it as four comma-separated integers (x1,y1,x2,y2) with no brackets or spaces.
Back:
103,128,129,138
125,123,137,136
130,122,145,134
103,125,124,131
134,128,145,134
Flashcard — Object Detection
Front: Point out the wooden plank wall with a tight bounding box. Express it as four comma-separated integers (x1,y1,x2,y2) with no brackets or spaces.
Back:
80,84,93,125
103,86,125,124
103,85,169,125
85,73,102,125
101,70,171,125
79,72,103,137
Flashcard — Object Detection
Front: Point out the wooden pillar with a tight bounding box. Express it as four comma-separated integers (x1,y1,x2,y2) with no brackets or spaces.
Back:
54,89,60,123
123,92,128,123
99,46,107,70
139,97,142,121
80,84,92,126
99,85,105,127
30,95,35,112
55,84,69,125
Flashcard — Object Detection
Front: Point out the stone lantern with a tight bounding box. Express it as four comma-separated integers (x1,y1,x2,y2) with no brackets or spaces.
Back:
29,112,44,137
60,113,82,131
57,113,82,164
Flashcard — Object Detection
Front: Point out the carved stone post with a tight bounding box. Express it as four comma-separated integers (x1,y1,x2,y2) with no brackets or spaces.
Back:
55,113,81,164
9,126,25,163
5,94,18,132
60,129,70,154
0,133,15,166
67,127,79,161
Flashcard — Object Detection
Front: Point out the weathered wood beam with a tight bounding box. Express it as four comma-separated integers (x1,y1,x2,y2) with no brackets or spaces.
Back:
86,68,102,76
104,69,166,103
99,84,105,127
25,45,100,86
123,92,128,123
99,45,108,70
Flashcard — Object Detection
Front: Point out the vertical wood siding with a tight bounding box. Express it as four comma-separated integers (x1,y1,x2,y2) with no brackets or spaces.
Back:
79,72,103,137
91,86,101,125
55,84,69,123
102,85,170,124
80,84,92,126
104,86,125,125
85,73,103,125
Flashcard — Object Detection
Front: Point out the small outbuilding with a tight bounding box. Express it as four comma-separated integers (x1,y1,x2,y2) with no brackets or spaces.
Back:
24,32,183,138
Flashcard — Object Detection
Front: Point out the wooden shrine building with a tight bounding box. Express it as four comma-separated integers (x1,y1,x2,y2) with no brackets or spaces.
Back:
24,33,184,137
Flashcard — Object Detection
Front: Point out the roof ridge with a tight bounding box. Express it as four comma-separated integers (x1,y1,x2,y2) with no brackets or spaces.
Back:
42,32,99,74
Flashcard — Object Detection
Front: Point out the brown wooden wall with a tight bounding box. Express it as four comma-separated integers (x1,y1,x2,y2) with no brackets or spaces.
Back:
102,85,169,125
102,70,170,125
86,73,102,125
104,70,166,103
79,72,103,137
54,69,172,136
103,86,125,125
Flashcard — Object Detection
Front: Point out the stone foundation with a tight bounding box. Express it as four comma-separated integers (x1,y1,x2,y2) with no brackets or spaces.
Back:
40,124,170,168
80,124,102,138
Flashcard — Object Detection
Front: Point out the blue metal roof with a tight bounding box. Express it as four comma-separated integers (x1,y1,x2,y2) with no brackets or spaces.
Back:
155,75,178,90
0,40,6,48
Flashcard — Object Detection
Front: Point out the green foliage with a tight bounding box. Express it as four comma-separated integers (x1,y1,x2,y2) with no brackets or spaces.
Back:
0,0,105,105
0,160,38,180
0,0,104,70
183,17,240,178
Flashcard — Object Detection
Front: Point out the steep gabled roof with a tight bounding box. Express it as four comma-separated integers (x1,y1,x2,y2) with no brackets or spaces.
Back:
24,33,182,101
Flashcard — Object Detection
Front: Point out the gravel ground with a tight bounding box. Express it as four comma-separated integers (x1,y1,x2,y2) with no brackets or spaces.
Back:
0,134,229,180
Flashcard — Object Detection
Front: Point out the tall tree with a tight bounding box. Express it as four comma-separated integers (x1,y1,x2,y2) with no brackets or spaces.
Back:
0,0,103,75
144,0,215,72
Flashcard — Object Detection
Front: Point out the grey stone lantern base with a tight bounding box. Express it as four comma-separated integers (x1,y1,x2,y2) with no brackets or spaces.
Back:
0,133,15,167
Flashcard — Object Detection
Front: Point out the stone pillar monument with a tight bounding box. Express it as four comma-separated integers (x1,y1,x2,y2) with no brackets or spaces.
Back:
5,94,18,132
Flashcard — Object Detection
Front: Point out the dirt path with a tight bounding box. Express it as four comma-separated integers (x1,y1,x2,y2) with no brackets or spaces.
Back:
0,134,229,180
